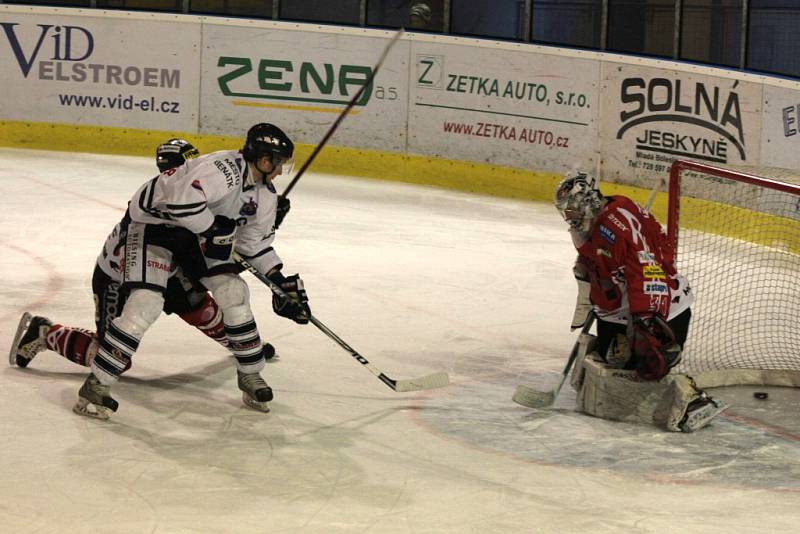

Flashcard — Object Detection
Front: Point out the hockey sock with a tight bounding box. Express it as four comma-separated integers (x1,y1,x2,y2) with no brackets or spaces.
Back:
225,317,264,373
179,293,228,347
45,324,97,367
91,321,141,385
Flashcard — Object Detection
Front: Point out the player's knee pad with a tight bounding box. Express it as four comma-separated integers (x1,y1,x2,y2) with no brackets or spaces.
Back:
203,274,253,324
114,288,164,337
203,274,249,307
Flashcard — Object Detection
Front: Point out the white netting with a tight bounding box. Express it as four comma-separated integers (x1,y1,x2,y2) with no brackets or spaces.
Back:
670,161,800,387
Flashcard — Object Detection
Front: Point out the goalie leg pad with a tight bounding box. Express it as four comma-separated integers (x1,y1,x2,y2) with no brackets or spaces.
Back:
577,357,677,428
577,360,727,431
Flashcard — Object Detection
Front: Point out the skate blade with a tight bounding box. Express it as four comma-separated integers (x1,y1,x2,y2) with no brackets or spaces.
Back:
681,401,730,433
72,398,113,420
8,312,32,367
242,393,271,413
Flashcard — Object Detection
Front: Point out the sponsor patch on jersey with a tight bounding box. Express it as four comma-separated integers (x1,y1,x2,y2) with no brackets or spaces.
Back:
215,159,237,189
146,259,172,273
644,281,669,295
596,248,612,258
607,213,628,231
599,225,616,243
240,197,258,216
643,265,666,278
637,250,656,264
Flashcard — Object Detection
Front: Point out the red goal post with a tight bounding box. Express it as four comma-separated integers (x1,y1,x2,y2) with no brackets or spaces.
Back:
667,159,800,388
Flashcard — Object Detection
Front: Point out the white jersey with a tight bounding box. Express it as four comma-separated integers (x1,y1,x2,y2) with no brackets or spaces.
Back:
98,150,283,279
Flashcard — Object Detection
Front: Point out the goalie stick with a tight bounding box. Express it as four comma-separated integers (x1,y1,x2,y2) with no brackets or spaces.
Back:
643,176,666,214
234,253,449,392
512,313,595,409
513,177,666,408
282,29,404,198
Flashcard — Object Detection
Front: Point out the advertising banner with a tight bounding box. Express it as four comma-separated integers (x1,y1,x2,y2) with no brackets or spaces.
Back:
0,11,200,131
600,63,763,188
408,42,599,172
200,24,409,152
761,83,800,170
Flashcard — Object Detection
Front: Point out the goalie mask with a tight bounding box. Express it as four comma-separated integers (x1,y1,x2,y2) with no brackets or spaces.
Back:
242,123,295,176
156,138,199,172
554,172,603,233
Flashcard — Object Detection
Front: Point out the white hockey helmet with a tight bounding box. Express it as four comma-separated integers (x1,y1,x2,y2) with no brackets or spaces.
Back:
554,172,603,232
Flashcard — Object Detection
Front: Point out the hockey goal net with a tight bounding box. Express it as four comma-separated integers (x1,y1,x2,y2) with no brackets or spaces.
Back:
667,159,800,388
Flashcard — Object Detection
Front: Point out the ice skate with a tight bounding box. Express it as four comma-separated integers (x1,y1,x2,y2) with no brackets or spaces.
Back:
9,312,52,368
73,375,119,420
679,394,729,432
237,370,273,412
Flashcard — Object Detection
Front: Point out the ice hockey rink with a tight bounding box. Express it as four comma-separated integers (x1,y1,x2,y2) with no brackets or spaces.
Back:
1,147,798,533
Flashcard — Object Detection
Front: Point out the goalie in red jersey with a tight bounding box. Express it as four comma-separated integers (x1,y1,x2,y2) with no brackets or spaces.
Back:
554,171,728,432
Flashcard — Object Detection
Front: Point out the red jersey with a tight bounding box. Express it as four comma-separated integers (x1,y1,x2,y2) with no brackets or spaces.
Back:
574,195,692,323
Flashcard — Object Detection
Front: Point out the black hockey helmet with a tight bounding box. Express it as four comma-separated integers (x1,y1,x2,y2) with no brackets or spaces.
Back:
156,138,200,172
242,123,294,164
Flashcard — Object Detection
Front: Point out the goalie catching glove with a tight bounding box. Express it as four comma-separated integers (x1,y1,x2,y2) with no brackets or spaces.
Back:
201,215,237,261
630,314,682,380
268,270,310,324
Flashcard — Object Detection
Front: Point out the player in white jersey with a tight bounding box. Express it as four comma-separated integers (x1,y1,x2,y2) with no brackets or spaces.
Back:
9,140,278,379
11,125,310,419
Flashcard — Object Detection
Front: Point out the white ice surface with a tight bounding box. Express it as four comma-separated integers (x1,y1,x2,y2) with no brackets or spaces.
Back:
0,148,798,533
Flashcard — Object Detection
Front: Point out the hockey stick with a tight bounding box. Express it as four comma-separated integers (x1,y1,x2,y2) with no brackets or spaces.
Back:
234,253,449,392
643,177,666,214
512,313,596,409
282,29,404,198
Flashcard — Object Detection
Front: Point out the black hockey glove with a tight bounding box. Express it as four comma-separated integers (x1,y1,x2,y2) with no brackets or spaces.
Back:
268,270,310,324
630,314,682,381
274,195,291,230
201,215,237,261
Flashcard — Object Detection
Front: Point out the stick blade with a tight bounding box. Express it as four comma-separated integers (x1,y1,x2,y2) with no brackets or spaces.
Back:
394,372,450,392
512,384,555,409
